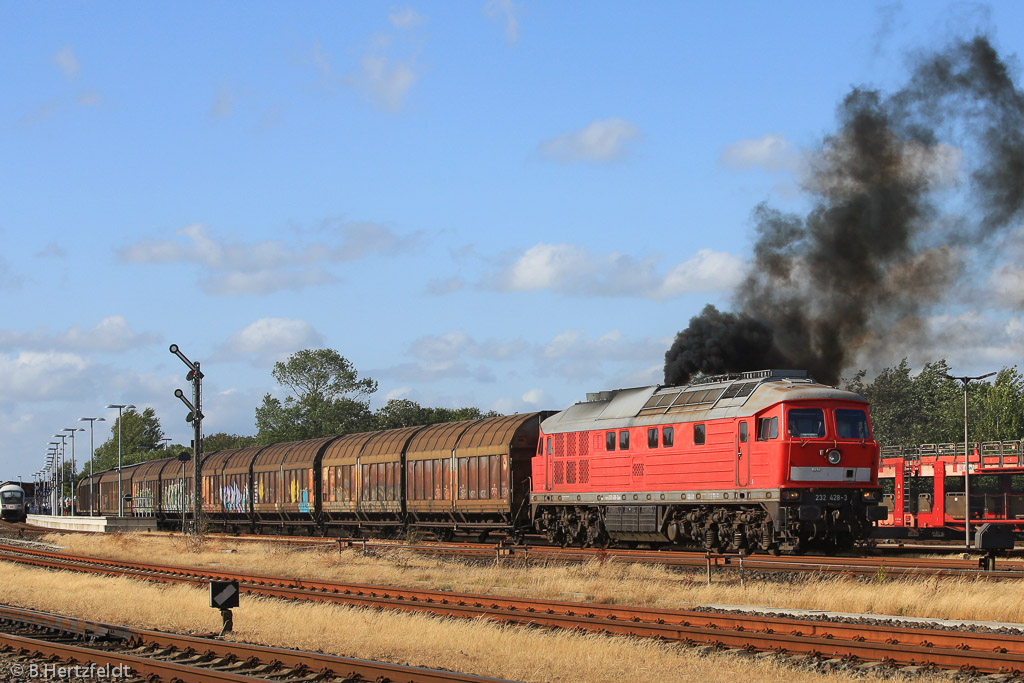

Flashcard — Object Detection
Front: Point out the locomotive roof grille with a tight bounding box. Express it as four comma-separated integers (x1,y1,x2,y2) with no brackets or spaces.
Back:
688,368,808,386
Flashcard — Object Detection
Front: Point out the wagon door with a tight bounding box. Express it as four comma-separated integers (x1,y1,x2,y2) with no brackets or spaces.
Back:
735,420,750,486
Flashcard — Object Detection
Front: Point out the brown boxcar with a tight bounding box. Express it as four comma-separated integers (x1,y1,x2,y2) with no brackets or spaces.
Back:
406,413,545,540
353,426,423,532
131,458,170,517
157,453,216,526
319,431,380,533
202,445,266,531
405,419,481,537
76,473,98,516
97,463,143,517
252,437,338,532
156,455,197,530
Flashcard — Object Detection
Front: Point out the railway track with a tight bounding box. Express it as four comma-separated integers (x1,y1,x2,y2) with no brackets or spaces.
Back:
0,604,510,682
0,543,1022,677
14,520,1024,577
167,532,1024,580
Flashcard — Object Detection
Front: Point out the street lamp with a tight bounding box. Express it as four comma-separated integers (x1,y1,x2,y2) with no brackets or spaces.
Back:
62,427,85,515
941,370,997,548
105,404,136,517
51,438,68,518
45,450,56,515
79,417,106,516
50,438,65,515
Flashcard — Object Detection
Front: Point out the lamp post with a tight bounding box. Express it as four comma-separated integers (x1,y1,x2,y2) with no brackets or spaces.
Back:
48,444,59,511
78,417,106,516
52,436,69,515
50,439,65,515
45,452,56,515
62,427,85,515
105,404,136,517
941,371,997,548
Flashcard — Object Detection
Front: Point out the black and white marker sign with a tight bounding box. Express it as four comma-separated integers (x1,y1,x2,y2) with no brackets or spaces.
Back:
209,580,240,609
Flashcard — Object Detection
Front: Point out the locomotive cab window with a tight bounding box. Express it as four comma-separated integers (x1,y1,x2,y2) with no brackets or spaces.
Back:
788,408,826,438
739,421,748,443
662,426,674,447
606,431,616,451
619,430,630,450
756,416,778,440
648,428,658,449
546,437,552,455
694,424,705,445
836,409,869,439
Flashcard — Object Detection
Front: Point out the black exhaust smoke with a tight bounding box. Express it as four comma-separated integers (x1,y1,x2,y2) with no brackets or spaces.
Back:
665,36,1024,386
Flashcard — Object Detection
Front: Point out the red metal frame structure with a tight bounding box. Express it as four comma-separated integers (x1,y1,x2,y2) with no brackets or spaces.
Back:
876,441,1024,539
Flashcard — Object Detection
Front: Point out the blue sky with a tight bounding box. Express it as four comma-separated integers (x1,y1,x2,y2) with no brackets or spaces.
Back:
4,2,1024,481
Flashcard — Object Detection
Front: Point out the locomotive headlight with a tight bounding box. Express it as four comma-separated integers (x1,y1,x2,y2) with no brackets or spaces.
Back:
826,449,842,465
862,489,882,502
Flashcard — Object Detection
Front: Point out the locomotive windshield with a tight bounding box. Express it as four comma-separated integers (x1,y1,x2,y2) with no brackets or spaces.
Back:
835,409,869,439
787,408,826,438
1,491,23,503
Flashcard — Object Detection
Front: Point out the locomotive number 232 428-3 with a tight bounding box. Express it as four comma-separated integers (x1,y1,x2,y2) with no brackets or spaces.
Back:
813,492,848,503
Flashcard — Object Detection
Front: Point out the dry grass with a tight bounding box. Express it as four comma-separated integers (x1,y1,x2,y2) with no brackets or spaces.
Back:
43,532,1024,625
0,560,918,683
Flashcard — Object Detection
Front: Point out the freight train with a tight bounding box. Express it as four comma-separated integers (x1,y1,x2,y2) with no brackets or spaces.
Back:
77,370,887,553
875,441,1024,539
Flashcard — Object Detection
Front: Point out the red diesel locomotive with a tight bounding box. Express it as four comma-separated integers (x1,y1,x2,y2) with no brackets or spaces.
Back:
77,369,886,553
531,369,887,553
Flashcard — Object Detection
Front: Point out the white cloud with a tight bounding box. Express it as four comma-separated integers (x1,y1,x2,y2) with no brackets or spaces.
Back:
0,257,25,290
222,318,325,355
34,242,67,259
389,7,425,30
0,351,92,401
538,118,642,164
117,221,422,296
655,249,748,296
308,13,424,112
989,263,1024,308
720,133,798,172
0,316,158,353
211,85,236,118
489,243,744,298
53,46,79,80
410,331,527,362
354,54,418,111
485,0,520,44
536,329,668,382
208,269,338,296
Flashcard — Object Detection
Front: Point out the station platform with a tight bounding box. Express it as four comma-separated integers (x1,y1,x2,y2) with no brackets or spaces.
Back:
26,514,158,533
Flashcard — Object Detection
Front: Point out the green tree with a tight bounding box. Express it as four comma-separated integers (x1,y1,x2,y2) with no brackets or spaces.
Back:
203,432,258,453
89,407,166,472
965,366,1024,442
256,349,378,443
844,359,1024,447
373,399,499,430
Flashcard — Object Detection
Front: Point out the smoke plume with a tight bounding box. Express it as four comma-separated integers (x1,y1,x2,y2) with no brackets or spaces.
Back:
665,36,1024,386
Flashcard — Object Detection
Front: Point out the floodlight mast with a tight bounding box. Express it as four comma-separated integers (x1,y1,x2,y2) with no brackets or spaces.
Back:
940,370,997,548
170,344,203,531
